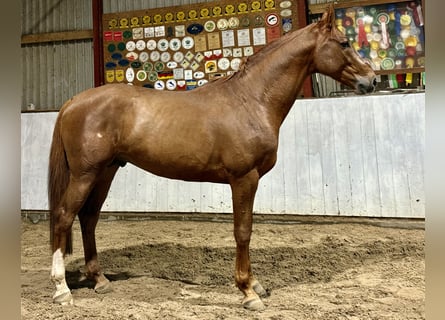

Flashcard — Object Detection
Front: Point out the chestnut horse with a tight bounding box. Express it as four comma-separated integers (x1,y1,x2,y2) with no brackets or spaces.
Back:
48,5,376,310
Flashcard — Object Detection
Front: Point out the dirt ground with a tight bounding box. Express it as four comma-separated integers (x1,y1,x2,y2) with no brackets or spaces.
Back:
21,215,424,320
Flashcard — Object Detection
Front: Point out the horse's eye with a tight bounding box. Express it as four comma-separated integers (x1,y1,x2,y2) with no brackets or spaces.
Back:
340,41,350,49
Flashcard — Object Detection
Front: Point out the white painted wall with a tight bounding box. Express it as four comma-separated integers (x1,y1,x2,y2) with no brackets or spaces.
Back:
21,93,425,217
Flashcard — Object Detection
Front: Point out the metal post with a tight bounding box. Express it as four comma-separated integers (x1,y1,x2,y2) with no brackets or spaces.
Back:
92,0,104,87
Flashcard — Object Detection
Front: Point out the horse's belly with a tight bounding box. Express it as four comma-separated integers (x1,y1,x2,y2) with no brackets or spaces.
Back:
125,150,229,183
134,162,229,183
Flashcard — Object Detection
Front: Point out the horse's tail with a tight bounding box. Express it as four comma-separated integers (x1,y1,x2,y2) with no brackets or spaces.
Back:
48,101,73,254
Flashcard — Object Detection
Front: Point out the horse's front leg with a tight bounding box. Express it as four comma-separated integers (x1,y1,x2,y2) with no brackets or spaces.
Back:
230,170,267,311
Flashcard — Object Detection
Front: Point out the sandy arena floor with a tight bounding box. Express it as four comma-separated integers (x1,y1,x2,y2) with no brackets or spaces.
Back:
21,215,424,319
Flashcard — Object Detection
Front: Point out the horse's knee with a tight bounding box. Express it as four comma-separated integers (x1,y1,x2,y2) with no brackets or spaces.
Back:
234,226,252,245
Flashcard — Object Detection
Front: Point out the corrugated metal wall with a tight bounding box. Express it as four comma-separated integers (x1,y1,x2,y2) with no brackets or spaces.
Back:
103,0,219,13
22,40,94,110
21,0,243,111
21,0,94,110
22,0,92,34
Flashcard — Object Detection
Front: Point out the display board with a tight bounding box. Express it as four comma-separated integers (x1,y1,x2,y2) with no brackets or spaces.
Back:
334,1,425,73
102,0,299,90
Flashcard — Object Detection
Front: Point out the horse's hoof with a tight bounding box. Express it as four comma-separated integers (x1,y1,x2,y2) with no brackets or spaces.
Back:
53,291,73,305
94,280,112,294
253,281,270,298
242,296,265,311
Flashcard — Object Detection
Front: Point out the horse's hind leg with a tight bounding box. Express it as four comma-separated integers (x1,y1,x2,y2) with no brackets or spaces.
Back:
78,165,119,294
51,173,97,305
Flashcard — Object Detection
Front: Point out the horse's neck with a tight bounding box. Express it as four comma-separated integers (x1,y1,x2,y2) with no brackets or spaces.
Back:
230,27,316,129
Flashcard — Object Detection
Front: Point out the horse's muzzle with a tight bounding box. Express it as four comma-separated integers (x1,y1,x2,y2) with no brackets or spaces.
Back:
356,76,377,95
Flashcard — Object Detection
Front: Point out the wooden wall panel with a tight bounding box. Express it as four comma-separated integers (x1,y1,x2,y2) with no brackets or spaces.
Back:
21,94,425,218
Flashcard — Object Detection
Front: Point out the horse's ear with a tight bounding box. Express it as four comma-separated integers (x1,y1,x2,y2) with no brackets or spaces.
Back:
319,3,335,30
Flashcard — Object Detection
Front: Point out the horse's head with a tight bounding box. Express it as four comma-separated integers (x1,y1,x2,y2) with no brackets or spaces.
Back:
312,5,377,94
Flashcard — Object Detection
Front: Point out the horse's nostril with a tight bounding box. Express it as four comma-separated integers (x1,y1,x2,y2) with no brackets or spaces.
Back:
358,83,367,94
372,78,377,87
